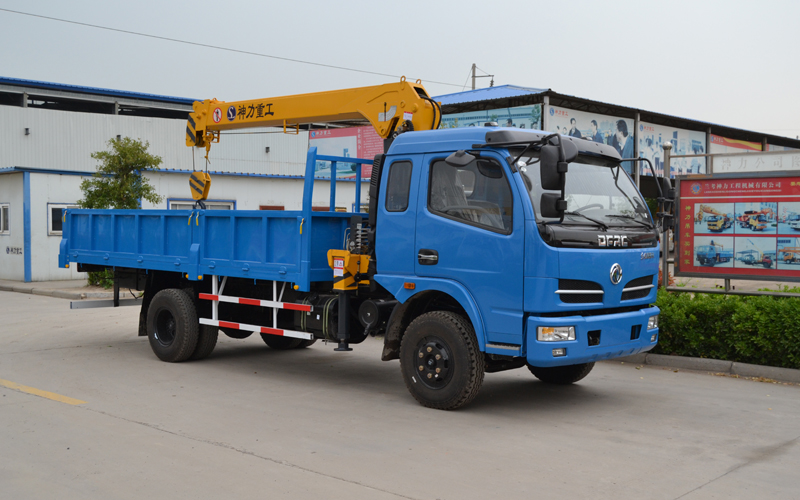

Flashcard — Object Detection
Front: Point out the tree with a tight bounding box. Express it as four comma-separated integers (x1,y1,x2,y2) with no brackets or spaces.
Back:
79,137,164,209
80,137,164,288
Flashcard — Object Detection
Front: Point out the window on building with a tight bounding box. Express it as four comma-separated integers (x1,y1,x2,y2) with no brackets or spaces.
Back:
48,203,79,236
0,204,8,234
168,200,235,210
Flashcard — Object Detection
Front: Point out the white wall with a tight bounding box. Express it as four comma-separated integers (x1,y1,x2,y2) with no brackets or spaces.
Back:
30,172,90,281
143,171,368,211
0,173,24,280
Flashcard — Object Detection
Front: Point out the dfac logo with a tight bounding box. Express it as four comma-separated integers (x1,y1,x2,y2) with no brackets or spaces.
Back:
227,106,236,121
598,235,628,247
691,183,702,194
549,108,554,116
610,263,623,285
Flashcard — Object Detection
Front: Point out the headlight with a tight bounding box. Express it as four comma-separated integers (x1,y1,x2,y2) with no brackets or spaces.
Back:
648,315,659,330
537,326,575,342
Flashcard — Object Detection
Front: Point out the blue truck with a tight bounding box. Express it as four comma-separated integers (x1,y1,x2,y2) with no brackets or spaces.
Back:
695,243,733,266
60,85,661,410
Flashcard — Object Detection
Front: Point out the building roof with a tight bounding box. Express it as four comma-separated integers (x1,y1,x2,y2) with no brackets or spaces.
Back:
435,85,547,106
0,76,197,105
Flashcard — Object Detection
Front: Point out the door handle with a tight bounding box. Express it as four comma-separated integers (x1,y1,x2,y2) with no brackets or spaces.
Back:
418,249,438,265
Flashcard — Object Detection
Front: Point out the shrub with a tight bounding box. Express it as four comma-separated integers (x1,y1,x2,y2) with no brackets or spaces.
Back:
654,289,800,369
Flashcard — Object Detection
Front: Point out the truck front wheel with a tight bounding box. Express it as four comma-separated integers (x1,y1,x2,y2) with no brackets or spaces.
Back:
527,362,595,384
146,289,199,362
399,311,484,410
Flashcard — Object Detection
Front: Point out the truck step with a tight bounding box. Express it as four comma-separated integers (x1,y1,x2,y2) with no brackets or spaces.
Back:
198,293,312,312
199,318,313,340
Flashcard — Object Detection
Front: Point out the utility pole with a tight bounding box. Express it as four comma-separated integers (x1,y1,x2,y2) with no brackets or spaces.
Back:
471,63,476,90
470,63,494,90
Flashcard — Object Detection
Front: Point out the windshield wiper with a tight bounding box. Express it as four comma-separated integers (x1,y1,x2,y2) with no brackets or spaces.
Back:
563,211,608,230
605,214,653,229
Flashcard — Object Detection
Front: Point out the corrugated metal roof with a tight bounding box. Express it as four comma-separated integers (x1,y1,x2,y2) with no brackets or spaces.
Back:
0,76,197,105
434,85,547,106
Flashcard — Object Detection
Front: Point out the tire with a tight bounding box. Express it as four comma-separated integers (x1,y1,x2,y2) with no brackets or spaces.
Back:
189,324,218,360
527,362,595,385
260,334,303,350
295,339,317,348
399,311,484,410
221,327,253,339
146,289,199,362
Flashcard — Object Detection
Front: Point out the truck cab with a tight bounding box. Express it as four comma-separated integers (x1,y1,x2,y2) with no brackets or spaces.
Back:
373,128,660,372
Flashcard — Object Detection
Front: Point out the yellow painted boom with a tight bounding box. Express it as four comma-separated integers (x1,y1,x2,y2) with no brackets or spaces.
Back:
186,78,440,150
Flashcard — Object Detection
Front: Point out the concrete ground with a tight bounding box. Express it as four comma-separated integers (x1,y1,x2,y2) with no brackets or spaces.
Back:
1,290,799,499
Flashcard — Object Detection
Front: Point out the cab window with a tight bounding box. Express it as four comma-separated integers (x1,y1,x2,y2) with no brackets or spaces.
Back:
428,157,512,233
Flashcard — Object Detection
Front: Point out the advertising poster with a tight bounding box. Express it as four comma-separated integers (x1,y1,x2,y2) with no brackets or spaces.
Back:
308,126,382,179
639,122,706,177
709,135,762,154
440,104,541,130
545,106,635,174
712,151,800,174
676,173,800,280
768,144,798,152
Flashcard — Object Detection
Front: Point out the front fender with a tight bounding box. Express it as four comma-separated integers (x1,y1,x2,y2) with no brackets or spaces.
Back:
373,274,486,351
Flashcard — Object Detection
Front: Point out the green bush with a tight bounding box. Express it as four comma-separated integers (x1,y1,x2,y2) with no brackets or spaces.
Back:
654,289,800,369
87,269,114,289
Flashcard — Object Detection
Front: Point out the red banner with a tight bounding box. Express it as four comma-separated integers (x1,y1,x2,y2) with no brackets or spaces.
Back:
677,175,800,279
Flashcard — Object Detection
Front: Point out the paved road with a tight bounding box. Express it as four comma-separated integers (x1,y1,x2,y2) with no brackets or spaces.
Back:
1,290,799,499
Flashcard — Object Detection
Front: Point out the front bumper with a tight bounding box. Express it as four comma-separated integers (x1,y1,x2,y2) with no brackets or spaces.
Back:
526,306,659,367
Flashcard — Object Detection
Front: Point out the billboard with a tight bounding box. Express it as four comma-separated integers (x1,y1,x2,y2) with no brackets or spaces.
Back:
440,104,542,130
712,151,800,174
308,127,382,179
545,106,635,174
639,122,706,177
675,173,800,281
709,135,761,154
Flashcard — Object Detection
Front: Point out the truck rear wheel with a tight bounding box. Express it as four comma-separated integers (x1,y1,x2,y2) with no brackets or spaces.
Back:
260,334,303,350
146,289,199,362
189,324,219,360
221,327,253,339
527,362,594,385
399,311,484,410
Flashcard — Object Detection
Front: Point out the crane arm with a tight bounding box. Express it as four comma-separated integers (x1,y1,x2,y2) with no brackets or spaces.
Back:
186,78,441,151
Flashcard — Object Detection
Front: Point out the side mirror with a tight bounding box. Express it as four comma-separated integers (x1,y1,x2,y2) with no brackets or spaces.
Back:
445,150,475,168
540,145,563,190
540,193,567,218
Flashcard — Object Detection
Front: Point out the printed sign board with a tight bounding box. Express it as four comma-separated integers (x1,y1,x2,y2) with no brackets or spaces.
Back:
546,106,635,175
712,151,800,174
440,104,542,130
675,172,800,281
640,122,706,177
308,127,382,179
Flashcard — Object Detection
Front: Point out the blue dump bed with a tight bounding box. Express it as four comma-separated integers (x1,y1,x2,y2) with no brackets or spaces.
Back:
59,149,369,292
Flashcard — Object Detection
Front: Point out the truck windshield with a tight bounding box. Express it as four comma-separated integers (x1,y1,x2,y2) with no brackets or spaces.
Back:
516,154,652,228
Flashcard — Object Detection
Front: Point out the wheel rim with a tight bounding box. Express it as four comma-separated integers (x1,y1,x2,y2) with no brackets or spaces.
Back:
154,307,177,347
414,337,453,389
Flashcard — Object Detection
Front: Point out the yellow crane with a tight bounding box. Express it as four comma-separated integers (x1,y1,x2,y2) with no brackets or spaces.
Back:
184,78,441,201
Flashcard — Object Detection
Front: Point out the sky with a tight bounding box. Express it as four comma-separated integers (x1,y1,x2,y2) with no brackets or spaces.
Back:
1,0,798,141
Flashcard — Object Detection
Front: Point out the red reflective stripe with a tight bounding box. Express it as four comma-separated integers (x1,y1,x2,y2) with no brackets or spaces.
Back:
219,321,239,329
239,298,261,306
260,327,284,336
198,293,218,301
283,303,311,311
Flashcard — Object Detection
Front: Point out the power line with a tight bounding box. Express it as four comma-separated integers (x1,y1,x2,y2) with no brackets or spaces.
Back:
0,7,463,88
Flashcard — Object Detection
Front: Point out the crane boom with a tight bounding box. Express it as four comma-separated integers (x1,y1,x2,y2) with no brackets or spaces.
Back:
186,78,441,151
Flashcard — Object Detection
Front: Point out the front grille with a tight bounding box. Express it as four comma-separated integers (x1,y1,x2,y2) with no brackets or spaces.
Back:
621,275,655,301
557,279,603,304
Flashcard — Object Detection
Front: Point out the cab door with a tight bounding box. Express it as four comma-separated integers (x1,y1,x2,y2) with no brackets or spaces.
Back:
414,153,525,345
